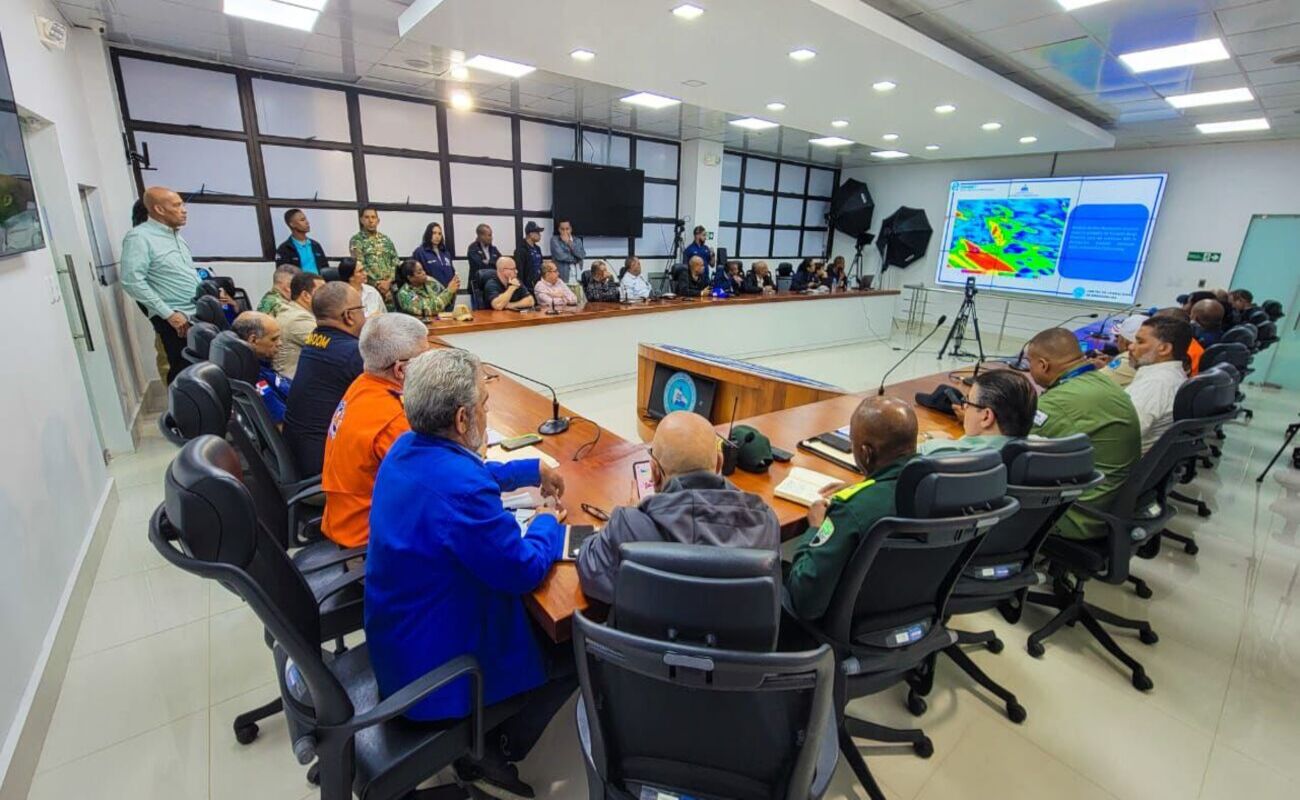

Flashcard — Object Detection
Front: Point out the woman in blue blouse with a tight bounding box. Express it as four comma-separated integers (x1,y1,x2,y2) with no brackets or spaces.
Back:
412,222,455,286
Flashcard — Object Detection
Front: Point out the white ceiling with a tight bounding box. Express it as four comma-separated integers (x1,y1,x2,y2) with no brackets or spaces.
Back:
49,0,1300,164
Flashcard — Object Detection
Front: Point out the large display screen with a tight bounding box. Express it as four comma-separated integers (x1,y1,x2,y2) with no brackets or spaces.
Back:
552,160,645,237
935,173,1166,304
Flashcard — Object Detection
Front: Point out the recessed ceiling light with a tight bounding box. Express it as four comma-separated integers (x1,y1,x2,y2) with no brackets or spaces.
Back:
789,48,817,61
1019,136,1039,144
1119,38,1230,73
570,49,595,62
672,3,705,20
1196,117,1271,134
464,54,535,78
449,90,473,111
934,104,956,114
766,101,786,111
1165,87,1253,109
620,91,681,110
882,133,899,141
872,80,897,91
730,117,779,131
981,121,1002,131
871,150,909,159
831,119,849,128
223,0,320,31
1057,0,1112,9
449,64,469,80
809,136,853,147
925,144,941,151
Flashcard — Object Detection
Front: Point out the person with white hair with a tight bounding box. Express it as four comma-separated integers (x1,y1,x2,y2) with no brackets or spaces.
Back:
319,314,430,548
365,348,572,799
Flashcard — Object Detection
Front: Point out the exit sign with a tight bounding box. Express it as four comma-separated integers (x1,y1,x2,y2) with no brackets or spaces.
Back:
1188,251,1222,262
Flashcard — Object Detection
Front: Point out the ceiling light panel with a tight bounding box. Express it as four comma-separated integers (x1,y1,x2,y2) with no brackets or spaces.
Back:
1019,136,1038,143
730,117,779,130
223,0,320,31
464,54,535,78
872,80,896,91
1057,0,1112,10
981,121,1002,130
809,136,853,147
1165,87,1253,109
934,104,956,114
1196,118,1270,134
620,91,681,109
831,119,849,128
672,4,704,20
882,133,899,141
570,49,595,61
1119,38,1230,73
871,150,909,159
789,48,817,61
766,102,786,111
925,144,941,150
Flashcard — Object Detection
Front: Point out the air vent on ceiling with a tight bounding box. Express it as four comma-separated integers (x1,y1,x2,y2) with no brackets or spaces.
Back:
1272,49,1300,65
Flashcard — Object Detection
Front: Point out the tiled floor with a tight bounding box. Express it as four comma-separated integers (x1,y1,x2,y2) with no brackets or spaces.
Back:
25,340,1300,800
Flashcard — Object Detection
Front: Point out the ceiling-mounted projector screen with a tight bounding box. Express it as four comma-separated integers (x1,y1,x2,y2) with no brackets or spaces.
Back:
935,173,1166,305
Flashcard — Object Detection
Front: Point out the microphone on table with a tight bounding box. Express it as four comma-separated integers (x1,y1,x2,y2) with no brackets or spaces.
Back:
878,315,947,396
482,361,570,436
1007,312,1100,370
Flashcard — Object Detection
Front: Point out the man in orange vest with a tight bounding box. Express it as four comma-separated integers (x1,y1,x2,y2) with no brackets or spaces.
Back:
320,314,430,548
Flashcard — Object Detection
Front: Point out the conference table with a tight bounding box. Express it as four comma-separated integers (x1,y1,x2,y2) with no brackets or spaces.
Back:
426,289,964,642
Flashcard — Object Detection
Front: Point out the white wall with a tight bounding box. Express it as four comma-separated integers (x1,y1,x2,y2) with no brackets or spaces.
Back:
833,139,1300,307
0,3,130,786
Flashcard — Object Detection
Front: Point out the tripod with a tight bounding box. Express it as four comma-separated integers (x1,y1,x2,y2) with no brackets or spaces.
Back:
938,277,986,363
1257,416,1300,483
848,237,872,289
656,221,686,295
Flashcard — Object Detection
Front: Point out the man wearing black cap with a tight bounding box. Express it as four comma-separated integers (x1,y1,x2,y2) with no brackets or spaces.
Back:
514,221,546,290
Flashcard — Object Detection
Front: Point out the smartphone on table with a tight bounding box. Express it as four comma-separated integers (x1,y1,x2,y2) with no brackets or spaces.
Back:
633,460,656,500
563,525,599,560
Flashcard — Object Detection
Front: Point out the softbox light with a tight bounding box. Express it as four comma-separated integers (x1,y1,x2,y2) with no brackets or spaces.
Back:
828,178,874,239
876,206,933,270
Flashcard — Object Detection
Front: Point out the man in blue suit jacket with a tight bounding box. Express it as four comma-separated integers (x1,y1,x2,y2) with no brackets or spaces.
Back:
365,347,571,798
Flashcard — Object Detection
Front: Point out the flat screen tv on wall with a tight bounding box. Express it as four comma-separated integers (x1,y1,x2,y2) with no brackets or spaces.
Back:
552,160,645,237
0,32,43,258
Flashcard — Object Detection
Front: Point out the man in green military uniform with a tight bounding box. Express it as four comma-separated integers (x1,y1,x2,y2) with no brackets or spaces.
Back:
1025,327,1141,540
786,396,919,621
258,263,299,317
348,206,399,309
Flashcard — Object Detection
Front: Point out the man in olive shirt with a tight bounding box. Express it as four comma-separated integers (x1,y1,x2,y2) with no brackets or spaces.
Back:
786,396,918,621
258,264,300,317
1025,327,1141,540
120,186,201,383
274,272,324,379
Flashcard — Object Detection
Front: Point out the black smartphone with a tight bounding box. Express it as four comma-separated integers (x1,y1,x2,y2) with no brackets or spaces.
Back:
564,525,599,560
771,445,793,462
816,432,852,453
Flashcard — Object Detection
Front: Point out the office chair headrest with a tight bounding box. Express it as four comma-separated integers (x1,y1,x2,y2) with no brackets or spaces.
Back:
1174,368,1236,420
896,450,1006,518
186,322,221,361
320,267,341,282
1199,341,1250,371
209,331,260,384
164,435,259,568
613,542,780,652
1001,434,1094,486
194,295,229,330
776,262,793,276
1262,300,1284,321
195,279,222,299
165,362,231,441
1204,361,1240,382
1221,325,1256,346
1245,308,1268,326
1256,321,1277,341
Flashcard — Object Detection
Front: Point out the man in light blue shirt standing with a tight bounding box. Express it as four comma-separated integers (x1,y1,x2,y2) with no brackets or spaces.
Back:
120,186,201,384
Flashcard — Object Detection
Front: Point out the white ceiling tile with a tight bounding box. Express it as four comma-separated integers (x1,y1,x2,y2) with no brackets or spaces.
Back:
1256,78,1300,96
1237,48,1300,71
932,0,1060,35
1249,64,1300,85
1228,22,1300,55
980,14,1088,53
1216,0,1300,37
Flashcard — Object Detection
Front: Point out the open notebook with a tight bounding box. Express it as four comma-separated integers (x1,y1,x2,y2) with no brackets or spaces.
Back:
774,467,844,507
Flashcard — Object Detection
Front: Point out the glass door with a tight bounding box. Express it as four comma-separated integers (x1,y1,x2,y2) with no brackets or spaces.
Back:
1229,214,1300,392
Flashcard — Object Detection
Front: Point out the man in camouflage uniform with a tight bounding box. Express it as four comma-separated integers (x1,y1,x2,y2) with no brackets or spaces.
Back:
258,263,299,317
786,396,919,621
349,205,399,309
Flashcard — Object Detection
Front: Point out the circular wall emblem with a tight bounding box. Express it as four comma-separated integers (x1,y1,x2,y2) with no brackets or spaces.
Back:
662,371,698,413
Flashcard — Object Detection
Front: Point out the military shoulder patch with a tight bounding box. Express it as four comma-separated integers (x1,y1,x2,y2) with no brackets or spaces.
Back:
810,518,835,548
1033,410,1048,427
832,478,876,503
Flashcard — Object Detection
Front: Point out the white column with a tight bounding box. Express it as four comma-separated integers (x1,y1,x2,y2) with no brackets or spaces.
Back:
677,138,724,245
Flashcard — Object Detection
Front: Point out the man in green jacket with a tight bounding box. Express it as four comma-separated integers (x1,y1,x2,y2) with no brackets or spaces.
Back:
1025,327,1141,540
786,396,918,621
121,186,201,383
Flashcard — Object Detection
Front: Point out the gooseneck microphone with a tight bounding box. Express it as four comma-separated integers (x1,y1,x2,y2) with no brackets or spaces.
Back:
878,315,947,396
483,361,570,435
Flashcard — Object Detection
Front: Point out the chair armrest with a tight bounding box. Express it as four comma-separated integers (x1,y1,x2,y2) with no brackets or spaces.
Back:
297,546,367,574
331,655,485,759
286,479,323,507
312,567,366,606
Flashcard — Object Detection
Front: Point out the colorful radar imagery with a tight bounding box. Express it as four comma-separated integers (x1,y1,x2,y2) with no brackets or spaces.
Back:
945,198,1070,279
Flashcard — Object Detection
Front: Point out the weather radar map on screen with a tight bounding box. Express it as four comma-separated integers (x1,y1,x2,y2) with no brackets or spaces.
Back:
936,174,1165,304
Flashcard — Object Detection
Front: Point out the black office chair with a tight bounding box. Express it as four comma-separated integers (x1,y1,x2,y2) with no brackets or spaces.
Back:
1028,368,1238,690
913,435,1101,722
320,266,341,282
194,294,230,330
777,262,794,277
668,263,688,293
1262,299,1284,322
1149,368,1241,557
1221,324,1257,350
1256,320,1279,349
182,321,221,365
574,542,838,800
787,452,1018,800
1244,307,1268,327
1199,341,1253,422
208,332,322,549
158,361,232,445
150,435,484,800
470,268,496,310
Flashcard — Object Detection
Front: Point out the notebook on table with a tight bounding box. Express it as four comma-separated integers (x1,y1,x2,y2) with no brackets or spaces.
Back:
774,467,844,507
